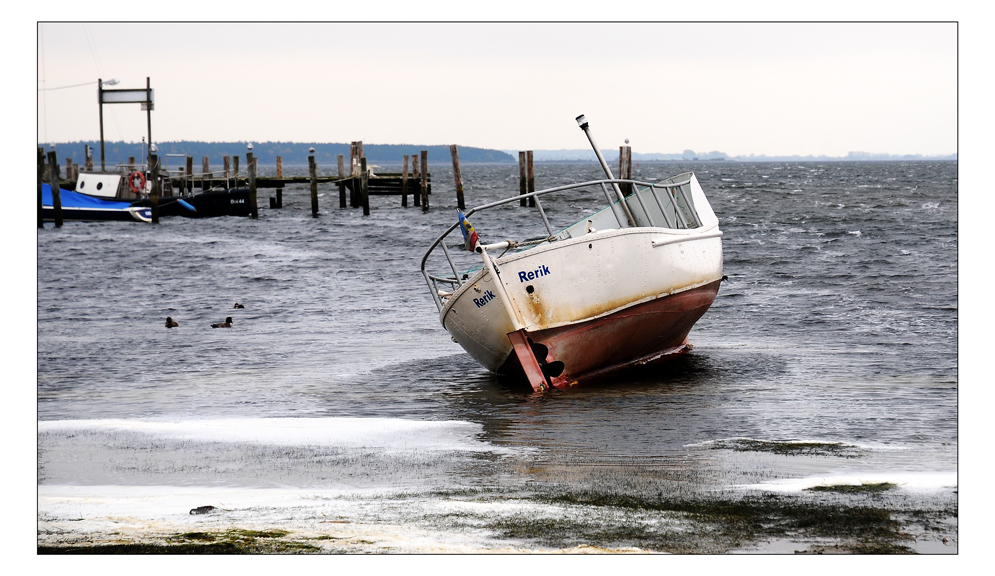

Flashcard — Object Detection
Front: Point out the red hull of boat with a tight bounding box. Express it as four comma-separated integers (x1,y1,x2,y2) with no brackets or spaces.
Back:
500,279,722,390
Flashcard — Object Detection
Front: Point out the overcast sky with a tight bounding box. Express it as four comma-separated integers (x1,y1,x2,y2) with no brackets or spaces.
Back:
36,21,956,157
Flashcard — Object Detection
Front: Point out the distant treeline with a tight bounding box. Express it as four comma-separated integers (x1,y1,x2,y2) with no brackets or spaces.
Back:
523,149,957,163
44,141,517,168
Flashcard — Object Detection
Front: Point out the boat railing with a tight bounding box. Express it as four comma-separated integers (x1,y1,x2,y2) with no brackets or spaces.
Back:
421,175,704,312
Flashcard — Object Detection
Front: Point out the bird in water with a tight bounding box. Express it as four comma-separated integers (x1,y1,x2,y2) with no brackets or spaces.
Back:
165,317,179,328
234,302,245,309
211,316,233,328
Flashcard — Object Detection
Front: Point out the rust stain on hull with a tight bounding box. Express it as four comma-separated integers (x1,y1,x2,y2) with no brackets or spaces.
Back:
499,279,722,390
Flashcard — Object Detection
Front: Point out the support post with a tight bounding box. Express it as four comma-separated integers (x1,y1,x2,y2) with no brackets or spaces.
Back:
276,156,283,208
47,150,62,228
619,145,632,196
65,158,73,185
337,154,346,208
450,145,465,210
98,78,106,171
309,154,319,216
420,150,429,212
247,152,257,219
202,156,210,182
527,151,536,207
508,330,550,393
150,153,160,224
224,155,231,181
37,147,44,228
518,151,527,207
349,142,359,208
361,157,370,216
145,77,152,157
412,153,421,207
185,156,193,193
401,155,409,208
84,144,93,172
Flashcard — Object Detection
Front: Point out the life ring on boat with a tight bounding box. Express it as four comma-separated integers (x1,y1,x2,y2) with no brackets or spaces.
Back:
128,171,147,194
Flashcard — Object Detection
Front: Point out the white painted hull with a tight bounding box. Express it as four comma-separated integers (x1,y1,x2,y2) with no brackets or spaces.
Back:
441,223,723,374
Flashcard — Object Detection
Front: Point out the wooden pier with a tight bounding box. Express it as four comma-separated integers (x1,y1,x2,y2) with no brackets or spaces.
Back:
41,139,509,223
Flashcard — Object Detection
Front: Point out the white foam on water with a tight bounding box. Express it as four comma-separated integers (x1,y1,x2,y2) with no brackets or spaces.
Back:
733,471,957,493
39,416,510,453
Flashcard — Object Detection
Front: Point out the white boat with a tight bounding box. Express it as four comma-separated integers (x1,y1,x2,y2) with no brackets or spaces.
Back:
421,116,724,392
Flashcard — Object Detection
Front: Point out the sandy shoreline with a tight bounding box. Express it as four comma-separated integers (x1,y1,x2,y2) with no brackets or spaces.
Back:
38,483,957,554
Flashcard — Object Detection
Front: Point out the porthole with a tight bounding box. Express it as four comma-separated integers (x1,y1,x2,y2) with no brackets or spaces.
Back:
588,243,593,249
79,181,85,189
96,182,103,190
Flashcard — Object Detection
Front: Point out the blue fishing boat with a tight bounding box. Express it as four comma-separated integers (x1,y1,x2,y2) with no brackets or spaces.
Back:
41,183,152,223
74,170,249,219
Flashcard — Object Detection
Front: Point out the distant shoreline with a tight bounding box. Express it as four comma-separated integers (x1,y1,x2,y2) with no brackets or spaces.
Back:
39,140,956,167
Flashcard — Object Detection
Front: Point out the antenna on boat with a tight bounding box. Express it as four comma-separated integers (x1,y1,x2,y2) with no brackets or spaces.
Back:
576,115,636,227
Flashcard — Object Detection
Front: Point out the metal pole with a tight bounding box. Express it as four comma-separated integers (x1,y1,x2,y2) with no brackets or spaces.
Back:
98,79,105,171
476,245,524,331
439,240,461,287
146,77,152,164
575,115,636,227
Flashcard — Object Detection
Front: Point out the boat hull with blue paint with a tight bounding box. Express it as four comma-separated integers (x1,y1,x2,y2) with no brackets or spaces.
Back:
41,184,151,223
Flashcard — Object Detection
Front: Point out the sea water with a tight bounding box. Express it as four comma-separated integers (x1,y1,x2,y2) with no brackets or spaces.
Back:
36,160,957,553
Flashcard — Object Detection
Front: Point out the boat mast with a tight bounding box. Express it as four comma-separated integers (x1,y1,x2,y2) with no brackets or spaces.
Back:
576,115,636,227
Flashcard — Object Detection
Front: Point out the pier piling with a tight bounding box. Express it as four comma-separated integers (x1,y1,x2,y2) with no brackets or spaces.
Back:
337,155,346,208
275,156,283,208
37,147,44,228
519,152,527,207
412,154,421,207
361,157,370,216
309,154,319,217
247,151,257,219
619,145,632,196
421,150,429,212
185,156,193,193
450,145,465,210
150,153,160,223
401,155,409,208
349,142,359,208
527,151,536,207
47,150,63,228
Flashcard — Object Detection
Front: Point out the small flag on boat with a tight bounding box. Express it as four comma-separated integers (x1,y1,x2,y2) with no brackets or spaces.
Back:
457,209,480,252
